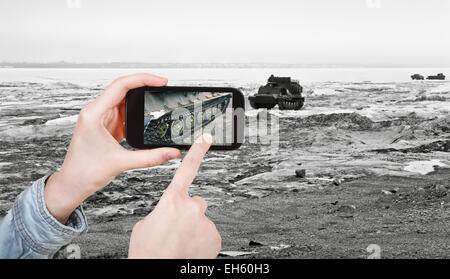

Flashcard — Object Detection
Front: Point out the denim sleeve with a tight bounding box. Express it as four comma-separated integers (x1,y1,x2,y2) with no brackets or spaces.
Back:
0,175,88,259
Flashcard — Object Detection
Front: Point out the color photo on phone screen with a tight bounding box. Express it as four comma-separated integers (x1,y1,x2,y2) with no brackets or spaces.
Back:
144,91,233,146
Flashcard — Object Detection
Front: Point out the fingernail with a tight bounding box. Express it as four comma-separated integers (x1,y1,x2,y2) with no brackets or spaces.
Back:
202,133,213,144
167,150,180,160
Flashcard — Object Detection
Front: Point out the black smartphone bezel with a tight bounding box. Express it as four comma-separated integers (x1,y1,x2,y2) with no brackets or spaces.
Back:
126,86,245,150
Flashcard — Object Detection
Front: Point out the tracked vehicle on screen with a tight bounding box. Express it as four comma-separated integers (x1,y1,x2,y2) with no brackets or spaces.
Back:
249,75,305,110
144,92,232,144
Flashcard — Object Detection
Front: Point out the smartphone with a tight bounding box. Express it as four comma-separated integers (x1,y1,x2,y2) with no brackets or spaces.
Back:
126,86,245,150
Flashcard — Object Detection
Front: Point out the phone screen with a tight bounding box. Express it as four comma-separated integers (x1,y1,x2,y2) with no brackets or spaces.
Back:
143,90,234,146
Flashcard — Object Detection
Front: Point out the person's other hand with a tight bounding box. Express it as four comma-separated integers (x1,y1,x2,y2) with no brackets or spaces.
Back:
128,134,221,259
45,74,181,223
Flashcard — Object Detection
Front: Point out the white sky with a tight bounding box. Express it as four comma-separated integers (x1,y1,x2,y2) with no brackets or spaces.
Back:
0,0,449,66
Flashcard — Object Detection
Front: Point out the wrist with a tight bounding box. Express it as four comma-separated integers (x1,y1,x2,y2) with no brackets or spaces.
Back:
44,170,92,224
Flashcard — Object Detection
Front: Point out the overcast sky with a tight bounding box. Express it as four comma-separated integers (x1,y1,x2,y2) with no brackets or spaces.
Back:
0,0,449,66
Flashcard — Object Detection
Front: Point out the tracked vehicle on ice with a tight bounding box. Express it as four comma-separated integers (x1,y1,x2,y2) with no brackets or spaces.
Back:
426,73,446,80
411,74,424,80
249,75,305,110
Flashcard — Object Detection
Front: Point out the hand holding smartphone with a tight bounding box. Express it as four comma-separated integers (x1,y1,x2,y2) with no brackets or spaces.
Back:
126,86,245,150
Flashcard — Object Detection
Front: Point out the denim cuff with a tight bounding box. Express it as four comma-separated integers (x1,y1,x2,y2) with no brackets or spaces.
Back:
12,175,88,256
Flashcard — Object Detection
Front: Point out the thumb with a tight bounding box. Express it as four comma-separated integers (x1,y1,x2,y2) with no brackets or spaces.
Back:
118,148,181,172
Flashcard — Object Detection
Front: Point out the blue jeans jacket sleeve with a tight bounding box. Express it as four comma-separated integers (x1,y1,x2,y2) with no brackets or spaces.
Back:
0,175,88,259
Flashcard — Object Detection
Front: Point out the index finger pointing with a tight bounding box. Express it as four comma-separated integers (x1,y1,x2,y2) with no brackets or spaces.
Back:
167,134,212,195
96,73,168,111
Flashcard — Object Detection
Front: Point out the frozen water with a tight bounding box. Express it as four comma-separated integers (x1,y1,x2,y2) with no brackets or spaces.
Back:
404,160,447,175
1,67,449,214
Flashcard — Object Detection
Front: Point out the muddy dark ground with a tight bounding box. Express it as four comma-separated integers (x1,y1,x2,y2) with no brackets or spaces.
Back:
55,168,449,259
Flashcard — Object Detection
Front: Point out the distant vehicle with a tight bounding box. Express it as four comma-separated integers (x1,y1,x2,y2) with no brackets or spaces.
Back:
411,74,424,80
426,73,446,80
248,75,305,110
